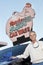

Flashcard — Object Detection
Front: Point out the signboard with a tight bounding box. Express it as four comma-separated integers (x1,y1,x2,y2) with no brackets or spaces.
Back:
6,3,35,44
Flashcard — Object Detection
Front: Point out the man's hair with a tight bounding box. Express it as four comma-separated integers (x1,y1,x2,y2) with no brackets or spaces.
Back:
29,31,36,36
25,3,32,7
12,11,17,15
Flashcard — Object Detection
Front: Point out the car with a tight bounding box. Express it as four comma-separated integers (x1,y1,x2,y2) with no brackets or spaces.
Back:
39,38,43,41
0,41,32,65
0,42,7,47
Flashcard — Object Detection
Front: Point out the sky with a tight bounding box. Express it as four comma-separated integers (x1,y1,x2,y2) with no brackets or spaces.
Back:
0,0,43,50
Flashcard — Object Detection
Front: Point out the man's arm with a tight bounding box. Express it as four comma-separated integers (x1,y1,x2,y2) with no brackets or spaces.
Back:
11,45,29,59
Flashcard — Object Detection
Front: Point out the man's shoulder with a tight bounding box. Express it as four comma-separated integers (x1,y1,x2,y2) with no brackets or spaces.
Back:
38,41,43,45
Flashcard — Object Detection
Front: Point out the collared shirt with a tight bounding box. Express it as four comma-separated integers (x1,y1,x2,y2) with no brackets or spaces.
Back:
17,41,43,63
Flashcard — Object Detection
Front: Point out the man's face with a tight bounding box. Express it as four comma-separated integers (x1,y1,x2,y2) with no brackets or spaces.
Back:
29,32,36,42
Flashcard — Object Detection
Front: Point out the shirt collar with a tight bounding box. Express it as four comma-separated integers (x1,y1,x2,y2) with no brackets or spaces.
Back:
32,41,39,48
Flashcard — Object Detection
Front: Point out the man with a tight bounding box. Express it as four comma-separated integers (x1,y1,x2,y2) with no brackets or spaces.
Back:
11,31,43,65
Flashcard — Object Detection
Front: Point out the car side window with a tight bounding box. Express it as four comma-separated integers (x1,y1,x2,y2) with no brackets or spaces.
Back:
12,44,28,56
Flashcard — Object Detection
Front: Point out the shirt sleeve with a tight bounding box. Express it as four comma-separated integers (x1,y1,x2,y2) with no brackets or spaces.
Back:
16,45,30,59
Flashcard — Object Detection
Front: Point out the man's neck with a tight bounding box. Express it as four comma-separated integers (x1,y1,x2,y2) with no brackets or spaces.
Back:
32,40,36,44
